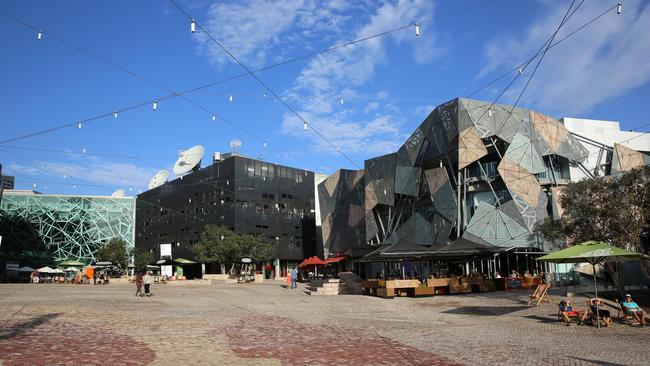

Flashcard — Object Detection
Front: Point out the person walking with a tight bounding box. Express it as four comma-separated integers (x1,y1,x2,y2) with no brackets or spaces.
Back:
290,267,298,289
135,272,144,297
144,271,152,297
285,269,292,289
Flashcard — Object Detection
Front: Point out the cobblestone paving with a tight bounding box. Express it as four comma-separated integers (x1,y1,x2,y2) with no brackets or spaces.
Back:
0,283,648,365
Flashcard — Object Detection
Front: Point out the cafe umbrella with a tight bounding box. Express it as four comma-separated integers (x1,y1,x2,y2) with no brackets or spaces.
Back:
537,240,648,328
298,256,328,277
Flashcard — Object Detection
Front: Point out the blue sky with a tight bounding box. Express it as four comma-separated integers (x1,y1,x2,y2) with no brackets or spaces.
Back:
1,0,649,196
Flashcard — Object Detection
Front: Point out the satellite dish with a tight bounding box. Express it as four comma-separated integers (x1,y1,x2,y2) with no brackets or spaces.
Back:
230,139,242,154
110,189,125,198
148,170,169,190
173,145,204,176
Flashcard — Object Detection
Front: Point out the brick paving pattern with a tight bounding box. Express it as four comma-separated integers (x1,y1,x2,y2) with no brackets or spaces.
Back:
0,316,155,365
226,315,461,365
0,283,648,365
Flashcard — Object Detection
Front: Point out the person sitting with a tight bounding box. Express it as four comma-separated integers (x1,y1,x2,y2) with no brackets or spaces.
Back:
621,294,647,326
510,270,520,278
587,298,612,327
559,299,585,325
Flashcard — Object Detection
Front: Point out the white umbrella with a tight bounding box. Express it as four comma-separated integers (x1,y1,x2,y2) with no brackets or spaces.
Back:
37,266,55,273
52,268,64,274
64,267,78,272
19,266,35,272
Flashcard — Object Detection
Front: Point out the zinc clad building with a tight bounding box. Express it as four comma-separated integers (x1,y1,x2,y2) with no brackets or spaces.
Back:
135,154,317,277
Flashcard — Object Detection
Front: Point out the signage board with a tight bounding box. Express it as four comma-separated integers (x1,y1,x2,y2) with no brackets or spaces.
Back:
241,257,252,264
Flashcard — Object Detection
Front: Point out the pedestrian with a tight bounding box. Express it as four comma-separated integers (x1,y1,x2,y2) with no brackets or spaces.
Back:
290,267,298,289
93,272,97,285
285,269,292,289
135,272,144,297
144,271,152,297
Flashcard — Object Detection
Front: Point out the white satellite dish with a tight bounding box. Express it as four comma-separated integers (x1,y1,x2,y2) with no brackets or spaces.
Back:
148,170,169,190
173,145,205,176
110,189,125,198
230,139,242,154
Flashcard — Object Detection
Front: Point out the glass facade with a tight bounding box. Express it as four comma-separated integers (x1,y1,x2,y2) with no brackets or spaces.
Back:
0,191,135,263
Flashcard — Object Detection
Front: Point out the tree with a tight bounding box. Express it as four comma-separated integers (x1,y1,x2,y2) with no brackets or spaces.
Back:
191,225,239,274
536,165,650,296
131,247,154,272
96,237,129,270
191,225,276,275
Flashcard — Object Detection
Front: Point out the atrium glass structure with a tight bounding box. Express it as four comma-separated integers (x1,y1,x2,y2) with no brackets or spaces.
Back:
0,191,135,263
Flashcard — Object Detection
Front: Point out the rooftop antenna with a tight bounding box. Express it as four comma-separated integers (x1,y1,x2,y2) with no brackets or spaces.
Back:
173,145,205,176
148,170,169,190
230,139,242,155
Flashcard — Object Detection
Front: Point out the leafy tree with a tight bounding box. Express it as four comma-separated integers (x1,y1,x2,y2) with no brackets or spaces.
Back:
191,225,239,274
131,247,154,272
536,165,650,296
191,225,275,275
96,237,129,270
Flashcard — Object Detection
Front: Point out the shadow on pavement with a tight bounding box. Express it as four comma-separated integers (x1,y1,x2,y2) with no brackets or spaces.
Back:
442,306,529,316
569,357,627,366
522,314,558,324
0,313,61,340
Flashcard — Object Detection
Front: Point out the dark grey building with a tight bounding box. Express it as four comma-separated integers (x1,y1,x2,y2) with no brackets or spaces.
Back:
136,154,317,277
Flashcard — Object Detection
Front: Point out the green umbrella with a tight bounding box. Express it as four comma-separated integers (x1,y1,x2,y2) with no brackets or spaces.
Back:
174,258,197,264
58,260,86,267
537,240,648,328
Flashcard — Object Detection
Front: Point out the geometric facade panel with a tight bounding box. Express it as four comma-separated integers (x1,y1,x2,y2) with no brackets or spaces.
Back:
0,193,135,263
498,156,541,208
458,126,488,170
465,202,533,247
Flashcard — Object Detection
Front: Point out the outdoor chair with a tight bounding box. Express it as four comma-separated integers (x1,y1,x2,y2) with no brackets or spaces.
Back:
616,299,648,326
528,283,551,306
557,301,584,325
584,300,612,327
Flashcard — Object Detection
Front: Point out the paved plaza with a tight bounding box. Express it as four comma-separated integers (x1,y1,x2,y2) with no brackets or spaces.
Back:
0,282,648,365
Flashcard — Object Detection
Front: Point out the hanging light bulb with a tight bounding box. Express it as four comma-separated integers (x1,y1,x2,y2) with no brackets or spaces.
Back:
340,98,344,105
152,100,158,110
226,180,230,185
263,142,267,148
336,146,341,152
517,67,523,75
488,109,494,117
415,22,420,37
189,198,192,203
82,148,86,154
73,184,77,189
129,187,133,192
63,174,67,179
114,111,118,119
229,94,233,102
190,19,196,33
617,2,622,14
78,123,82,129
37,31,43,40
212,114,216,121
33,183,37,188
303,121,308,131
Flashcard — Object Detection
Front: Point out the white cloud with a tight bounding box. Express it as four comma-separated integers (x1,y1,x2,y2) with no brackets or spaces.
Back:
477,0,650,116
196,0,353,68
279,0,437,160
5,158,159,190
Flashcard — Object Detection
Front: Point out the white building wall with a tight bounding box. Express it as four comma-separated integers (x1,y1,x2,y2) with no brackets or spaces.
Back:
313,173,328,226
562,117,650,181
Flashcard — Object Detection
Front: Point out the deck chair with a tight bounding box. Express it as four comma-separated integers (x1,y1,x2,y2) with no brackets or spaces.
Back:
584,300,612,327
616,299,647,326
528,283,551,305
557,301,583,324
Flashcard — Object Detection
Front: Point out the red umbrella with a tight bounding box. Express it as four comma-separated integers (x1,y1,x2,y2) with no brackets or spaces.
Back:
325,256,347,264
298,256,327,267
298,256,328,276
